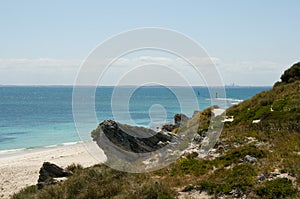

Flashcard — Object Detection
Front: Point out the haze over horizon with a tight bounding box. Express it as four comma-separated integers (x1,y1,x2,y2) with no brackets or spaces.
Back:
0,1,299,86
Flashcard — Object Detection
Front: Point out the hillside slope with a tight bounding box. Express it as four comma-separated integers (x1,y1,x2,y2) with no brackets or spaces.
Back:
226,62,299,132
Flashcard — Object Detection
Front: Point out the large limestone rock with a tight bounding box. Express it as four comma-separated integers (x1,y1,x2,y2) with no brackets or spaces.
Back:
92,120,177,163
93,120,175,153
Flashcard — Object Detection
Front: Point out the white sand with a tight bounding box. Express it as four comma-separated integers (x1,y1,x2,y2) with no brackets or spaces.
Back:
212,108,225,116
0,142,106,199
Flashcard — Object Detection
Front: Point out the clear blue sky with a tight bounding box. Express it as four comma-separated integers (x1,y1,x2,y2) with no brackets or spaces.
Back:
0,0,299,85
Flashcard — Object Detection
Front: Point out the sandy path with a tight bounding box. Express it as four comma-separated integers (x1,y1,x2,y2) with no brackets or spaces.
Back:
0,143,105,199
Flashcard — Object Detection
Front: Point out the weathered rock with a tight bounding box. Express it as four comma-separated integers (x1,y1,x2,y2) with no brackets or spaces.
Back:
37,162,72,189
193,134,203,143
229,189,245,198
213,140,226,150
192,110,201,117
174,113,189,126
245,155,257,164
92,120,177,162
161,123,177,132
99,120,174,153
162,113,189,132
270,171,280,178
258,173,268,181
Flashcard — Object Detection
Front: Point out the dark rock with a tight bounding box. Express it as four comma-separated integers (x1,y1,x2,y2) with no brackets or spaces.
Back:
92,120,177,162
193,134,203,143
174,113,189,126
258,173,268,181
99,120,174,153
37,162,72,189
213,140,225,149
162,113,189,132
162,123,177,132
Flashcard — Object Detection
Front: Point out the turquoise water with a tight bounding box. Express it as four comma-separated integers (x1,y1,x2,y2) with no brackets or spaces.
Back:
0,86,270,151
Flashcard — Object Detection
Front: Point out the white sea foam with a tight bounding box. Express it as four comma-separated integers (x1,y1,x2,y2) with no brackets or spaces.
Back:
207,97,243,102
0,141,85,155
0,148,26,154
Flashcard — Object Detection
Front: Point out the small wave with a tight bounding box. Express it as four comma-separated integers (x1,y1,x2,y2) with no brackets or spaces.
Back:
45,141,84,148
0,148,27,154
44,144,59,148
220,98,243,102
61,141,83,146
0,141,84,154
207,97,243,102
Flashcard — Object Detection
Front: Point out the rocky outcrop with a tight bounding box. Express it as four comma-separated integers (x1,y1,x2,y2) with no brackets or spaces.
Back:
162,113,189,132
95,120,174,153
174,113,189,126
92,120,178,163
37,162,73,189
161,123,177,132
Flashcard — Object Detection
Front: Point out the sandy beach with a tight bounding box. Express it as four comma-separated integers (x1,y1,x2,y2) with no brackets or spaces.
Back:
0,142,105,199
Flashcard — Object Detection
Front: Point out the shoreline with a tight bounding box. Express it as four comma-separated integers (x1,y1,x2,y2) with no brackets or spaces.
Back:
0,142,106,198
0,141,87,159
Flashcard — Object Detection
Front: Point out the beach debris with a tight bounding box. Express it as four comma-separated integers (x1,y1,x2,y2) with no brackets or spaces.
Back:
37,162,73,189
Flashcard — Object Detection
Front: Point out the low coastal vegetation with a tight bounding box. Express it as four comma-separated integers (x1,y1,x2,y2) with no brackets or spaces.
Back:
13,63,300,198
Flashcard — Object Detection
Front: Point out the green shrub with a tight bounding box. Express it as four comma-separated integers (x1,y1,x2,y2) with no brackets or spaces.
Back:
13,164,175,199
197,164,257,195
66,163,83,172
216,145,266,167
256,178,296,198
280,62,300,83
12,185,38,199
197,180,216,194
182,184,194,192
170,158,213,176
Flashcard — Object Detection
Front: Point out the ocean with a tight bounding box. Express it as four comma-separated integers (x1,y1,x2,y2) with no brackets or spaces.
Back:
0,86,270,151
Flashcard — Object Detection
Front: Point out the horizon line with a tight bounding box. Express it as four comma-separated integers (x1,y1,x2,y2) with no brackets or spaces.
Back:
0,84,273,87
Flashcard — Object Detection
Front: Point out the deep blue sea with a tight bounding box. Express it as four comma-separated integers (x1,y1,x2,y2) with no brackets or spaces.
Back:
0,86,270,151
